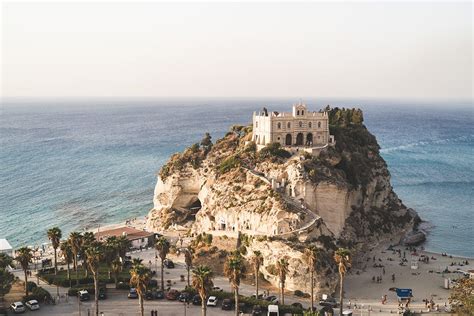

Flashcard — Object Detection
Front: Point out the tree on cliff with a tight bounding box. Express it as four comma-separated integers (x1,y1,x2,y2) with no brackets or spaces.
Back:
85,241,103,316
130,259,151,316
60,241,74,286
276,258,289,305
15,247,33,295
224,251,245,316
192,265,214,316
68,232,83,285
47,227,62,275
251,250,264,298
200,132,213,153
334,248,352,316
304,245,320,312
155,236,170,290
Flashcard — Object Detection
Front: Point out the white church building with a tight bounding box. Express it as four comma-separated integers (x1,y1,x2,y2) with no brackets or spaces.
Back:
252,102,334,154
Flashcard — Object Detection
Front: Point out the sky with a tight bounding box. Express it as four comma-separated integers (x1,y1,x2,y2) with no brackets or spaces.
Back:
1,1,472,100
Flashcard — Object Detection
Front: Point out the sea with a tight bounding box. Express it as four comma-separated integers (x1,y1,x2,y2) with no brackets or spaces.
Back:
1,98,472,257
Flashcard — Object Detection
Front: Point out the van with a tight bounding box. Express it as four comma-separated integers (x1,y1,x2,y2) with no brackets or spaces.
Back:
267,304,279,316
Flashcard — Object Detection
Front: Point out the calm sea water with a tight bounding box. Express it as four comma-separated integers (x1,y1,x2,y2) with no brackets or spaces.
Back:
1,99,472,257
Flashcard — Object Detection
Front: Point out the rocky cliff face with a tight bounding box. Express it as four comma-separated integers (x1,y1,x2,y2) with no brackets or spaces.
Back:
146,109,419,294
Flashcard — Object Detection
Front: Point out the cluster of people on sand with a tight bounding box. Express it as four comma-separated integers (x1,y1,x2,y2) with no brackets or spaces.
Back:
423,299,450,312
450,260,469,266
372,275,384,283
441,252,454,258
125,217,138,225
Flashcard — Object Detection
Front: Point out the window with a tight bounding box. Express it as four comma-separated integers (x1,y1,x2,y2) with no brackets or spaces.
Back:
297,110,300,115
277,122,281,129
302,110,304,115
308,122,312,128
287,122,291,128
256,121,258,128
318,122,321,128
299,121,302,128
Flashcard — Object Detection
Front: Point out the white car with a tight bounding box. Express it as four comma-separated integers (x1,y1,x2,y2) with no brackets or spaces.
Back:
26,299,40,311
10,302,26,313
206,296,218,307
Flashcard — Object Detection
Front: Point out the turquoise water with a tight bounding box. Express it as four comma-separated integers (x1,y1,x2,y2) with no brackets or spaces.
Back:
1,99,472,257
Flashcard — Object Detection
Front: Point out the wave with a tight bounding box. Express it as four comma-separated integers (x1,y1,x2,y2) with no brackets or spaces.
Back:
380,135,473,154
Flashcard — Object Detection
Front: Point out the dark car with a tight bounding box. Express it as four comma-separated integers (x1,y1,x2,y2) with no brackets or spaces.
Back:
98,288,107,300
145,291,154,300
319,297,338,308
221,299,234,310
166,289,180,300
178,292,191,302
78,290,90,301
164,259,175,268
251,305,263,316
192,294,202,305
154,290,165,299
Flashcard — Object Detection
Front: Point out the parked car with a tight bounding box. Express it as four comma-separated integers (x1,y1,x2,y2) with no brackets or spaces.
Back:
145,291,154,300
166,289,180,300
267,304,279,316
79,290,90,301
98,288,107,300
207,296,218,307
319,297,338,308
192,294,202,305
212,286,223,292
154,290,165,299
26,299,40,310
10,302,26,313
221,298,234,310
251,294,264,299
128,288,138,299
252,305,263,316
178,292,191,302
163,259,175,268
265,295,278,304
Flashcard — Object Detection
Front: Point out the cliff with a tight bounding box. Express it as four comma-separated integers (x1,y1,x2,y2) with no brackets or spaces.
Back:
146,108,420,294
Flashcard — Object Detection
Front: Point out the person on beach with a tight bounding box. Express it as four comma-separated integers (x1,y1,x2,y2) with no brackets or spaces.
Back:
392,273,395,282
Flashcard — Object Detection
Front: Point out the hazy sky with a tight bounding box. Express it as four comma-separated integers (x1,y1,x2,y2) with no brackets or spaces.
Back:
1,1,472,100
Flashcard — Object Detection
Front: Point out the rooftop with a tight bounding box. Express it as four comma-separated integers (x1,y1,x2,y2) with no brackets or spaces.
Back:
95,226,153,241
0,238,13,251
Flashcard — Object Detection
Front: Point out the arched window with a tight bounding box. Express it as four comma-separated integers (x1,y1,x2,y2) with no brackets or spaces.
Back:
301,110,304,115
277,122,281,129
256,121,259,128
297,110,300,115
299,121,303,128
318,122,321,128
287,122,291,128
308,122,312,128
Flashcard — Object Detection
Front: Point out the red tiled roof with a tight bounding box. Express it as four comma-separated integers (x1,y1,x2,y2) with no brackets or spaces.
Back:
95,226,154,241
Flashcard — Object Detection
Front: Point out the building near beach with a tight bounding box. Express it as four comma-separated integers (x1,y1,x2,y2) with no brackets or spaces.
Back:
0,239,13,257
95,227,155,249
252,102,334,154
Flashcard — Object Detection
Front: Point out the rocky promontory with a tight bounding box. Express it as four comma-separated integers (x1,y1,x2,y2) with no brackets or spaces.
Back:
146,106,420,295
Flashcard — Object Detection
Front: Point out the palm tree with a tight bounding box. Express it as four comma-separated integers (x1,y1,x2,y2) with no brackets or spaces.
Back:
104,237,119,280
68,232,83,285
192,265,214,316
111,258,122,288
116,235,131,265
15,247,33,295
155,237,170,290
85,242,103,316
304,245,319,312
130,261,151,316
47,227,62,275
224,251,244,316
60,241,74,286
334,248,351,316
81,232,96,277
251,250,263,298
184,248,193,287
275,258,289,305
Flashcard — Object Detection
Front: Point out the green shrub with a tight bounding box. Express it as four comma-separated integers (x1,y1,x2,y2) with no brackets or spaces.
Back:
26,281,37,292
24,287,52,303
116,282,130,290
258,143,291,161
219,156,241,174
